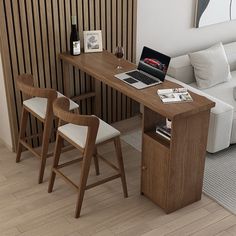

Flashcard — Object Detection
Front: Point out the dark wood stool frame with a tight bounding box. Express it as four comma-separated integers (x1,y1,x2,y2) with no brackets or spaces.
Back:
16,74,58,184
48,97,128,218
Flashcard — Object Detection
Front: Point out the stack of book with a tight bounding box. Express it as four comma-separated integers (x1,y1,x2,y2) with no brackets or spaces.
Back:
156,125,171,141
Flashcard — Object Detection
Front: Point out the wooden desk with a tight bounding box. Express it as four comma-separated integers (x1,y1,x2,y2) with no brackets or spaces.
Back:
59,51,215,213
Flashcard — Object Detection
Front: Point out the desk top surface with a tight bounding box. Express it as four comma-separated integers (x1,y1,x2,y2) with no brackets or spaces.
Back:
59,51,215,120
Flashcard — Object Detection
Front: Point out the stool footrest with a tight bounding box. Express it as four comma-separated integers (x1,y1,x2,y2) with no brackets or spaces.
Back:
57,157,83,169
72,92,96,101
53,168,79,191
47,144,76,158
97,154,119,172
54,166,121,193
20,140,41,159
85,174,121,190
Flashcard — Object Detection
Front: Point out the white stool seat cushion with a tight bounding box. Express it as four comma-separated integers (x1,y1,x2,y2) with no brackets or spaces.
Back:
23,92,79,119
58,118,120,148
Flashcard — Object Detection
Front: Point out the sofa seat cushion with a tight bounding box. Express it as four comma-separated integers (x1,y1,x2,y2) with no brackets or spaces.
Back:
189,71,236,109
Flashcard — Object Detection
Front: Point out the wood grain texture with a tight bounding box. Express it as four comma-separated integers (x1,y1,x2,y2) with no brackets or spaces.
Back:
0,118,235,236
60,51,214,213
0,0,18,149
141,106,212,214
142,133,169,209
59,51,215,120
16,74,57,184
167,110,211,212
50,97,128,218
0,0,138,151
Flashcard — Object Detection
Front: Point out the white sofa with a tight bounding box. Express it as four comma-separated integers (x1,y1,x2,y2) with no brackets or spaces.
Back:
167,42,236,153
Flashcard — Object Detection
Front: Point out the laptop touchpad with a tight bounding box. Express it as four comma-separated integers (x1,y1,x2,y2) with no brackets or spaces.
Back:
124,77,138,84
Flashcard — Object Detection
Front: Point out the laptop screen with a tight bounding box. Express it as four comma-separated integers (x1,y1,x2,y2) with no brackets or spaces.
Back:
138,47,171,82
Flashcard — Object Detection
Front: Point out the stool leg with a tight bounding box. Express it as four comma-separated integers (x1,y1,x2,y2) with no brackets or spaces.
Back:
16,107,28,163
74,107,80,114
48,134,63,193
38,117,53,184
114,137,128,198
93,147,100,175
75,150,94,218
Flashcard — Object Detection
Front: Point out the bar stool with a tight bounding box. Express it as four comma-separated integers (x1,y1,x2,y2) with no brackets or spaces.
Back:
48,97,128,218
16,74,79,184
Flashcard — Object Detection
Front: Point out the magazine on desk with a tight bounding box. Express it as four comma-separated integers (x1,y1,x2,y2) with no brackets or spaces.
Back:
157,88,193,104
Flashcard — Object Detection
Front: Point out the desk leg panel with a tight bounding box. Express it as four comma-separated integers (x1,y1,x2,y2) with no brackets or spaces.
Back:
167,110,210,212
141,107,211,213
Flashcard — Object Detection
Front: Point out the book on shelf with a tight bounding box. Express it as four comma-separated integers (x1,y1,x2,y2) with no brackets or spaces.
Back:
157,88,193,104
156,125,171,141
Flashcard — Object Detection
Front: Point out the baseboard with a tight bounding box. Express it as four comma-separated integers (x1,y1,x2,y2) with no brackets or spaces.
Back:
0,138,13,152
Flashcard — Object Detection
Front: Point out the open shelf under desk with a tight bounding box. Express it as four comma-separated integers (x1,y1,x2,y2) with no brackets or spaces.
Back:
144,130,170,149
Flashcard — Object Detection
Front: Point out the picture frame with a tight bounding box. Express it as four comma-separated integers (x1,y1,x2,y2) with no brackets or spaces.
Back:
83,30,103,53
195,0,236,28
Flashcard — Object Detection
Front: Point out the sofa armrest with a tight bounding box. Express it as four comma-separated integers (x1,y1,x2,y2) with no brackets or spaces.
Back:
166,76,234,153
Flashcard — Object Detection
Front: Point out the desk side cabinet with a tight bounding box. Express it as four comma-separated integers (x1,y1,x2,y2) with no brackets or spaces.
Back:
141,106,211,213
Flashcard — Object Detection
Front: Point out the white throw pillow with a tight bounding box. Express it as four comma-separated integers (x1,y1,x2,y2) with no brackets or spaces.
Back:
189,42,231,89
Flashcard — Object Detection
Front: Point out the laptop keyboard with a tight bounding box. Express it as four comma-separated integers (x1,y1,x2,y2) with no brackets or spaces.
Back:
126,71,158,85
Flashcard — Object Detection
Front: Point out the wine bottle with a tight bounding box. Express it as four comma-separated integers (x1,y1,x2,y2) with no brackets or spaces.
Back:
70,16,80,56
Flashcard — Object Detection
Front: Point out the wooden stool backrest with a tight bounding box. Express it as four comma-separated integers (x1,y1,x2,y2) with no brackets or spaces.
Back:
17,74,57,118
53,97,99,150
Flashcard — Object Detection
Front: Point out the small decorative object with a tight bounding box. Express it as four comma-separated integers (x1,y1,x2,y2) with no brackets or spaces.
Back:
195,0,236,28
70,16,80,56
83,30,103,53
115,46,124,70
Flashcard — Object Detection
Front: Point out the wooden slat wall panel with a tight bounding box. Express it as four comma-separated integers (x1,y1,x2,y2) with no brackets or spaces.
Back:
117,0,122,122
106,0,112,124
0,0,138,151
12,0,36,146
0,0,18,149
122,0,128,120
112,0,117,122
17,0,39,147
101,0,107,121
94,0,102,119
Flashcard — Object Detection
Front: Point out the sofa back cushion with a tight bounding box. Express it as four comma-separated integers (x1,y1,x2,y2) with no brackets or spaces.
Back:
189,42,231,89
167,55,194,84
168,41,236,84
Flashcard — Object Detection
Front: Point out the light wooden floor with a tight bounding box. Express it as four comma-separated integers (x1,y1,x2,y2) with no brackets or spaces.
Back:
0,117,236,236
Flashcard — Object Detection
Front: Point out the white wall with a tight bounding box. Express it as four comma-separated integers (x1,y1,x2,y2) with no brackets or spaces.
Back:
0,52,13,149
137,0,236,59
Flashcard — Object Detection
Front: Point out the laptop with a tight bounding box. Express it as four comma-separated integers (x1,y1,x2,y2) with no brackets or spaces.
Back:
115,47,171,89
